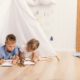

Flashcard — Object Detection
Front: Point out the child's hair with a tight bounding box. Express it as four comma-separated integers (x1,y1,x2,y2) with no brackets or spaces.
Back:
6,34,16,42
27,39,40,51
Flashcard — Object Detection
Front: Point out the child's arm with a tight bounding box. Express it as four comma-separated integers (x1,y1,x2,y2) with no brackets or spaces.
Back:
12,48,25,65
32,52,39,63
0,53,4,64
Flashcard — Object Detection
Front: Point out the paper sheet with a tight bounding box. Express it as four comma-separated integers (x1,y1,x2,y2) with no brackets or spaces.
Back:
0,60,12,67
24,61,35,65
0,60,35,67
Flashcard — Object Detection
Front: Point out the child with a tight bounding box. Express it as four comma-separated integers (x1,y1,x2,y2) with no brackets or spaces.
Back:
19,39,60,66
25,39,60,62
0,34,20,65
26,39,40,62
19,39,40,65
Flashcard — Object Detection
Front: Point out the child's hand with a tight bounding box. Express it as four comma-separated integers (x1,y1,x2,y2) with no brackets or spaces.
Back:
0,59,4,65
32,57,39,63
12,59,17,65
12,56,19,65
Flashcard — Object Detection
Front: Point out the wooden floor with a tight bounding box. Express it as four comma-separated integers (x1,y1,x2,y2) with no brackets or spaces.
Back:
0,52,80,80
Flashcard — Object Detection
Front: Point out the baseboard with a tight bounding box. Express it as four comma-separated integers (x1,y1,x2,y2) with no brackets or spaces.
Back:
54,48,76,52
73,52,80,57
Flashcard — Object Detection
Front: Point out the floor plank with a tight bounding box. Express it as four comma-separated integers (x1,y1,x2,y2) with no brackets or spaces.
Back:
0,52,80,80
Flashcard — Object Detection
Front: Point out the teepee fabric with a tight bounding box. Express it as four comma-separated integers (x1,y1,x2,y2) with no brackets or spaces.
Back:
0,0,56,57
26,0,55,6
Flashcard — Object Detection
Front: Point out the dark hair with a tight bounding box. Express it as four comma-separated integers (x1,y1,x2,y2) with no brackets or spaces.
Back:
6,34,16,42
27,39,40,51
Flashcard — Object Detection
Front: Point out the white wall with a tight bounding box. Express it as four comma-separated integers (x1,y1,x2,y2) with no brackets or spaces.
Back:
30,0,77,52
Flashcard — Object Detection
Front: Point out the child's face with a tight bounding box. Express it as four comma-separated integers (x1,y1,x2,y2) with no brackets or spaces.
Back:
5,40,16,52
26,46,33,52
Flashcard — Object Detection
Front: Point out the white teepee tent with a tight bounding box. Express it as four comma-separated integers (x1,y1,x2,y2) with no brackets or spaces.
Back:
0,0,56,57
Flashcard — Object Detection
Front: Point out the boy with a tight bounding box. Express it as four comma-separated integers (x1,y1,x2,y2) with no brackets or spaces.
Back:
0,34,20,65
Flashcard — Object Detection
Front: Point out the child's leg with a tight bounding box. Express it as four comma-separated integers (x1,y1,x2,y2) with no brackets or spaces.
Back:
55,56,60,62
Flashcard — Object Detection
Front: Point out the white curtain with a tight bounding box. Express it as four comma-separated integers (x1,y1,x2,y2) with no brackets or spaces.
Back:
0,0,56,57
26,0,55,6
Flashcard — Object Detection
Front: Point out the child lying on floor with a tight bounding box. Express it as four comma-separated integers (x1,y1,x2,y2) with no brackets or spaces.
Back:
18,39,40,66
0,34,20,65
19,38,60,66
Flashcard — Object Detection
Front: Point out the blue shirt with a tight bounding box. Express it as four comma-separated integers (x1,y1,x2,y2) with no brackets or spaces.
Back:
0,45,20,60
